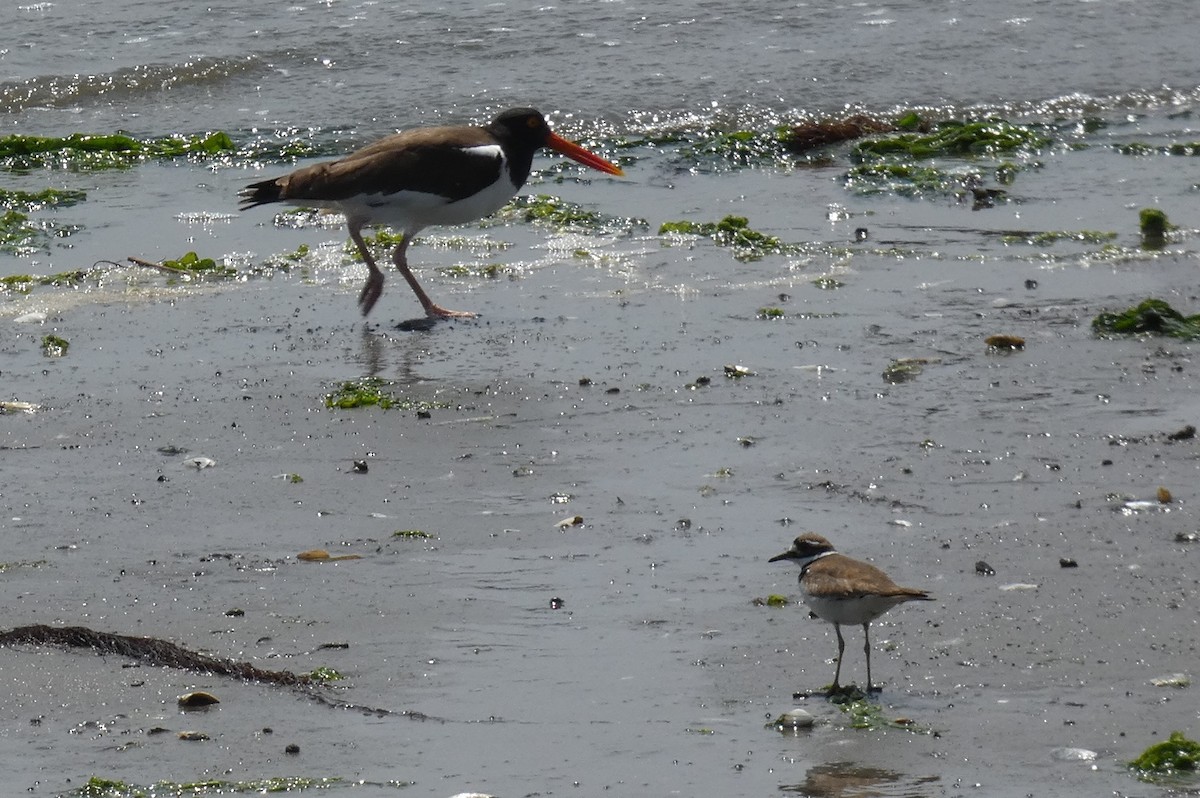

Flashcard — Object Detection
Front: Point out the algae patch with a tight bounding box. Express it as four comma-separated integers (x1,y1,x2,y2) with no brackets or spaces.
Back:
392,529,434,539
306,666,344,682
1092,299,1200,340
1139,207,1174,249
853,119,1050,159
832,696,932,734
659,215,789,261
844,117,1047,202
1001,229,1117,246
500,193,646,234
41,334,69,357
1129,730,1200,781
160,251,235,276
325,377,451,412
0,207,82,255
0,131,235,171
0,268,89,293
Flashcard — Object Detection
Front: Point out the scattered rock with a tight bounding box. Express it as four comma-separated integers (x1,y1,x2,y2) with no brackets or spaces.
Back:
975,561,995,576
985,334,1025,351
1167,425,1196,441
177,691,220,709
772,707,815,730
724,364,753,378
296,549,362,562
1150,673,1191,688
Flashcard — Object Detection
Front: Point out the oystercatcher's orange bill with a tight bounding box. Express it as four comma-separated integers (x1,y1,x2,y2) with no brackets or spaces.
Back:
546,131,624,176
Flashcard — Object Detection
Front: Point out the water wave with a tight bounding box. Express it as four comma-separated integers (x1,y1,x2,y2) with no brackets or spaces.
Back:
0,55,267,114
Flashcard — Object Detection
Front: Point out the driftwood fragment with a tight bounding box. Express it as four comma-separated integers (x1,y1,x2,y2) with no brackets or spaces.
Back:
782,115,900,153
0,624,309,686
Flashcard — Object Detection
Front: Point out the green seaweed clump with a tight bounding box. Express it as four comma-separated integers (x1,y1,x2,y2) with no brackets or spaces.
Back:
883,357,932,384
684,127,790,167
506,193,602,227
161,251,233,276
660,215,785,261
0,208,81,255
834,697,930,733
306,666,344,682
0,131,235,171
393,529,434,539
496,193,645,234
1002,229,1118,246
1129,731,1200,780
325,377,403,409
854,119,1050,159
41,334,69,357
1139,207,1173,249
757,307,785,319
0,268,89,292
844,162,971,197
0,187,87,210
1093,299,1200,340
324,377,450,412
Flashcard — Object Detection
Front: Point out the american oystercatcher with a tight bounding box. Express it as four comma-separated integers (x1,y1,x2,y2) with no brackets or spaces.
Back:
239,107,623,319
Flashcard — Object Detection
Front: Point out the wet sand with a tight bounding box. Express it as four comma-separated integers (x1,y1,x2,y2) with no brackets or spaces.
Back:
3,223,1199,796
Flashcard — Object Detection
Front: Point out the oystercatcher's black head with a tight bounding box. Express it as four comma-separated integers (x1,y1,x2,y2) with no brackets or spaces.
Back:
487,107,553,146
487,107,623,178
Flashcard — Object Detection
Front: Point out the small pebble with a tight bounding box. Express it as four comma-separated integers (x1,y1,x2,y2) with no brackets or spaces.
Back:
352,460,368,474
975,560,995,576
1059,558,1078,568
285,743,300,755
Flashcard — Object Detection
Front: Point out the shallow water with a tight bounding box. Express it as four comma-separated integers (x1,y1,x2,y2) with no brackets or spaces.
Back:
4,2,1200,797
